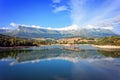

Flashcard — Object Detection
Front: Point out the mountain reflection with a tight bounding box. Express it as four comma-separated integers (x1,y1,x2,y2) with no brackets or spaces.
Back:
0,47,120,64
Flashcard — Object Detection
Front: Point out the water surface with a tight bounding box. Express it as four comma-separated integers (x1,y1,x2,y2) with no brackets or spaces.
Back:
0,45,120,80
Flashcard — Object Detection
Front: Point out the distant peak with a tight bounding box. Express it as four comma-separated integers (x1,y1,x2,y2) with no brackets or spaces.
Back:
12,22,78,31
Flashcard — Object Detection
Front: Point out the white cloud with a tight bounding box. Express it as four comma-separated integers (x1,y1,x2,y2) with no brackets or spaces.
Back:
70,0,87,25
10,22,20,27
102,27,114,30
86,25,96,29
95,0,120,20
52,0,61,3
86,25,113,30
10,22,28,27
96,16,120,28
10,22,43,29
9,22,78,31
31,25,41,28
10,17,119,31
47,24,78,30
84,0,120,25
52,0,67,13
53,5,68,13
58,24,78,30
85,16,120,30
69,0,120,29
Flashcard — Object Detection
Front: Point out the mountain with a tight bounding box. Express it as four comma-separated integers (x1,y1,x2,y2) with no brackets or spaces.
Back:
70,28,117,38
0,29,11,34
5,26,63,39
4,25,118,39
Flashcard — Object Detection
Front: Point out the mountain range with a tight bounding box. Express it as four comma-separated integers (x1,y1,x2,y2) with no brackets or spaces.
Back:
0,25,118,39
0,29,11,34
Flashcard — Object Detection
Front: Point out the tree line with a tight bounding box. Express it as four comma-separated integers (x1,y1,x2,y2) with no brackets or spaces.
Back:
0,34,37,47
95,36,120,46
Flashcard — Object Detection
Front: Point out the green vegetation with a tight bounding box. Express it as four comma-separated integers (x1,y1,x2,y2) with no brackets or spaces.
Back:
0,34,57,47
0,34,37,47
95,36,120,46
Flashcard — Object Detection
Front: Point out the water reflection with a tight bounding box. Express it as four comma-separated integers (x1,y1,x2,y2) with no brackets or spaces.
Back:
71,60,120,80
0,45,120,80
0,49,102,63
0,47,120,63
98,50,120,58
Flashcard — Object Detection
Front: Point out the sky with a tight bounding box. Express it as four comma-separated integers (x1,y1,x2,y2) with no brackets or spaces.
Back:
0,0,120,32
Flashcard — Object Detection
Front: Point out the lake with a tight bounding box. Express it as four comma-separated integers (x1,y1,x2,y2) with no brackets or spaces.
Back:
0,44,120,80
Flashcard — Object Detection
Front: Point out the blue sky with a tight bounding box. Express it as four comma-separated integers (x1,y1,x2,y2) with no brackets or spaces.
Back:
0,0,120,32
0,0,71,28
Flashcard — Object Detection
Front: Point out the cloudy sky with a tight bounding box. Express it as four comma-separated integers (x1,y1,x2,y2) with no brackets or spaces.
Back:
0,0,120,32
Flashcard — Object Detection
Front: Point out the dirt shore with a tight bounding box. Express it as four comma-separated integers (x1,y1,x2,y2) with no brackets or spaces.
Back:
93,45,120,49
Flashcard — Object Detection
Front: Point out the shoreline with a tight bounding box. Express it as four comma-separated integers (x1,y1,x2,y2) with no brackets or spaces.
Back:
0,46,35,51
1,44,120,51
93,45,120,49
